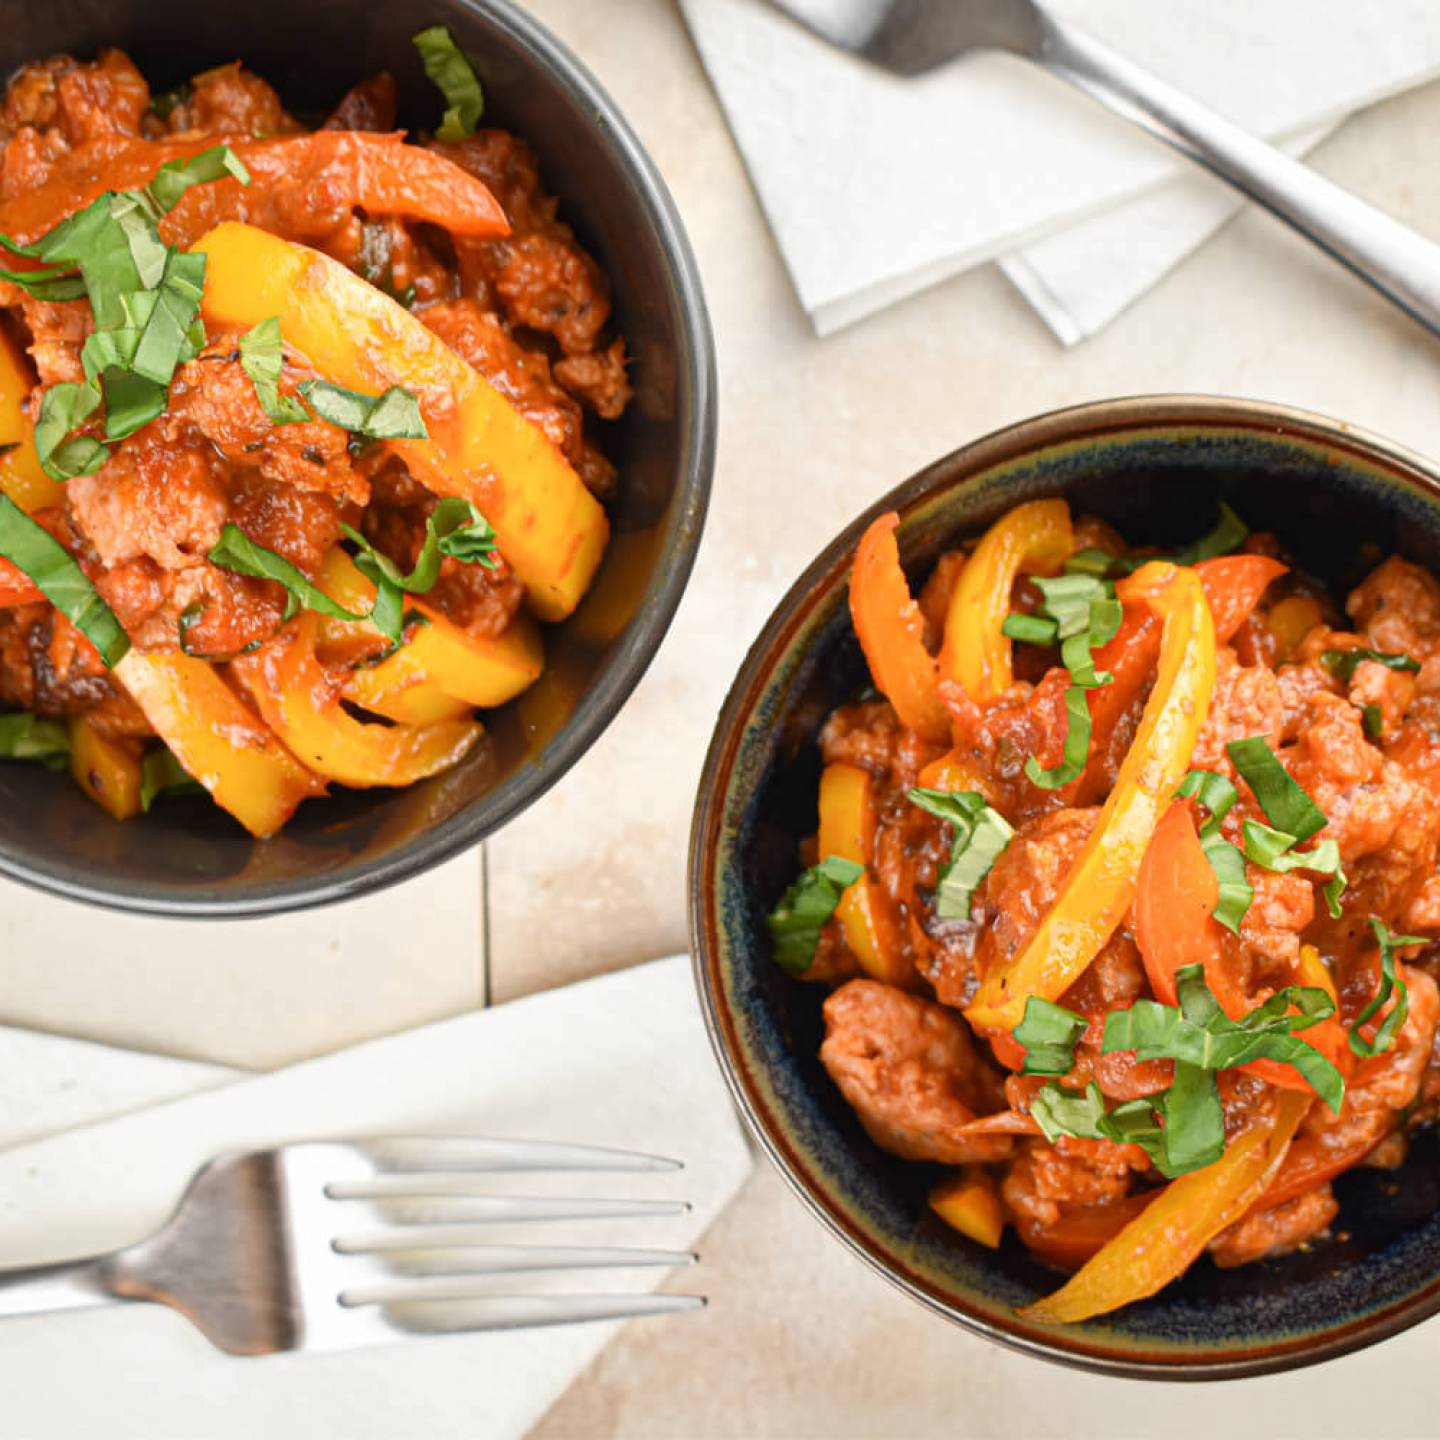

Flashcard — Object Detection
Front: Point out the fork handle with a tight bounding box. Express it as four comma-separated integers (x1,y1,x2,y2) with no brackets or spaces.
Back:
1032,10,1440,337
0,1257,117,1319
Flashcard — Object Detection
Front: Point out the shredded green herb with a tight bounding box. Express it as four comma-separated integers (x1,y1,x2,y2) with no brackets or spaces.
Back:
297,379,427,442
237,318,310,425
1013,996,1087,1076
0,496,128,666
0,712,71,771
1226,735,1328,843
139,747,204,811
1350,919,1423,1058
413,25,485,141
1362,703,1384,740
1321,647,1421,684
1241,820,1347,918
906,787,1015,920
767,855,865,976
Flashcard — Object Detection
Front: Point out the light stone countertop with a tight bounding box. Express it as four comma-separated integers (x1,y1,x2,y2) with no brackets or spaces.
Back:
5,0,1440,1434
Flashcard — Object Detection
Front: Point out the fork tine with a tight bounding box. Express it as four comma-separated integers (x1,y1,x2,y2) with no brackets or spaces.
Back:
325,1181,691,1218
348,1138,681,1174
335,1227,696,1260
339,1249,695,1303
378,1293,705,1333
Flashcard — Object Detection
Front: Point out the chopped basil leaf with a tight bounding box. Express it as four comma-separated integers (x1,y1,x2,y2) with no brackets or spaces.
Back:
1164,502,1250,567
767,855,865,976
34,381,106,480
0,261,88,301
1001,613,1057,645
1063,547,1118,578
1175,768,1238,835
413,25,485,141
237,318,310,425
1025,685,1091,790
1350,918,1424,1058
1226,735,1328,843
1321,647,1421,684
139,747,204,811
0,711,70,771
1104,961,1344,1115
1242,820,1347,920
1362,703,1384,740
1200,828,1253,933
906,787,1014,920
297,379,427,441
0,496,128,666
1013,996,1087,1076
207,522,383,632
145,145,250,216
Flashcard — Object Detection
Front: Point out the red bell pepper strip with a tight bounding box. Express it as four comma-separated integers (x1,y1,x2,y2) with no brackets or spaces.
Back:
0,132,509,251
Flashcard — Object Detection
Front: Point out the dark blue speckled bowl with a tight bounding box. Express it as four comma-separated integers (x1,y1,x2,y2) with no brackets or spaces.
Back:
689,396,1440,1379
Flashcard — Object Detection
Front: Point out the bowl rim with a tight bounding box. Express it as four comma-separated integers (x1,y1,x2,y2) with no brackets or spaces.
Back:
0,0,717,919
689,392,1440,1379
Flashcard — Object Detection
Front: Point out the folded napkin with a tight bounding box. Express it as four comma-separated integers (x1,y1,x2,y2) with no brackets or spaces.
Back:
678,0,1440,338
0,956,752,1440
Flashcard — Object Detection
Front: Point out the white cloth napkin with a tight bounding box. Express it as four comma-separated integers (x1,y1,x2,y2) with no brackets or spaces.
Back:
678,0,1440,339
0,956,752,1440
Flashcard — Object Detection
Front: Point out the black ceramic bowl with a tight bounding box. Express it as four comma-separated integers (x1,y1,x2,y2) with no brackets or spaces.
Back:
0,0,714,915
690,396,1440,1378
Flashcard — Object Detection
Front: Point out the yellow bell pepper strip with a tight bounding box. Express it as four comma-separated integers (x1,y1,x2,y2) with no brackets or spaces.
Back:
316,550,544,720
817,761,911,986
849,512,950,743
917,748,1001,807
115,650,324,837
231,614,484,788
1021,1088,1310,1323
67,715,142,821
939,499,1073,701
193,223,608,621
965,562,1217,1032
0,329,62,515
929,1169,1004,1249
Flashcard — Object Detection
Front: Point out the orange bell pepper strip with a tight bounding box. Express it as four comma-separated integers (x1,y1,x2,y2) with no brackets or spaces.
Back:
0,132,509,250
1072,554,1287,803
1134,802,1351,1094
317,551,544,721
115,650,324,837
231,614,484,788
817,762,911,986
67,715,142,821
1012,1192,1156,1273
849,513,949,742
938,499,1072,702
194,223,608,621
1021,1089,1310,1322
966,562,1216,1032
1250,1118,1386,1213
929,1169,1005,1249
0,327,62,516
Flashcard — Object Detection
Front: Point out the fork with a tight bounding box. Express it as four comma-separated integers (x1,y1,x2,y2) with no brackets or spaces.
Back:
0,1137,702,1354
770,0,1440,339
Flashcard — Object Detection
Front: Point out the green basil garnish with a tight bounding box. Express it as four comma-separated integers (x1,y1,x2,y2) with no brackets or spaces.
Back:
1362,703,1384,740
297,379,427,442
906,787,1015,921
342,496,498,600
1321,647,1421,684
0,712,70,771
1226,735,1328,843
1241,820,1347,919
139,747,204,811
1350,919,1423,1058
413,25,485,142
237,318,310,425
1013,996,1087,1076
0,496,128,666
767,855,865,976
144,145,250,216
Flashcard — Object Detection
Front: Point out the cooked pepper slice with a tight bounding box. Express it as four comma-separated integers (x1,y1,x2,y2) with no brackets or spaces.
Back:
318,550,544,719
68,715,142,821
0,132,509,251
193,223,608,620
115,650,324,837
817,762,910,986
929,1169,1004,1249
938,498,1072,702
1021,1089,1310,1322
1135,802,1351,1093
849,513,949,742
965,562,1216,1032
0,329,62,516
232,614,484,788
